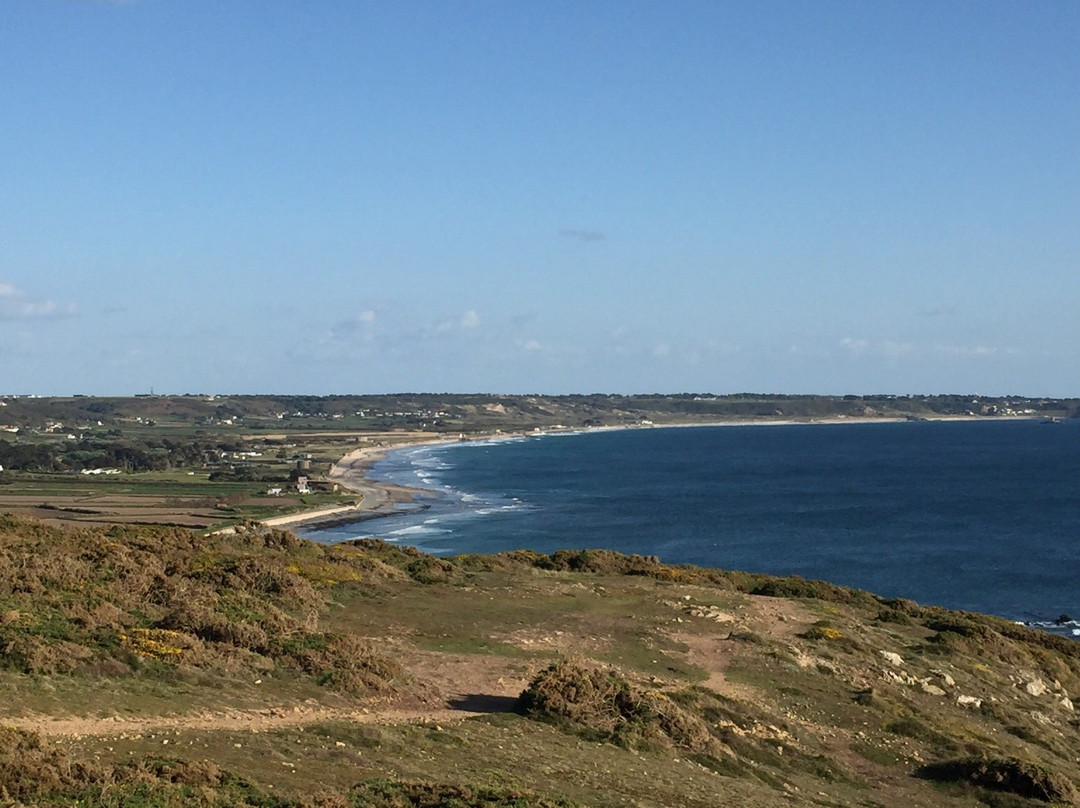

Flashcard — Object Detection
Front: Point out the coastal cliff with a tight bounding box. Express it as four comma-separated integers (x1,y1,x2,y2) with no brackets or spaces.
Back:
0,514,1077,807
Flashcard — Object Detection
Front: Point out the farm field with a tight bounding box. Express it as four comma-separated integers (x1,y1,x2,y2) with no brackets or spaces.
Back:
0,425,435,530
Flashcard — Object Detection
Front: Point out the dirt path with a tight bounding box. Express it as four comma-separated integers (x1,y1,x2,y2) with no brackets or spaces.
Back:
11,648,536,740
9,703,487,739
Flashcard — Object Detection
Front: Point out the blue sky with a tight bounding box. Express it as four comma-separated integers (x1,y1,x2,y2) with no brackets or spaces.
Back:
1,1,1077,396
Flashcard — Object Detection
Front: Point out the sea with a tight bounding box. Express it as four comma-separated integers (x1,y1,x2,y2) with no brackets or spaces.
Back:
302,419,1080,637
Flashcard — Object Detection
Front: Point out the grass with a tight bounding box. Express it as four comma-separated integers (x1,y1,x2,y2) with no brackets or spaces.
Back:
414,636,541,657
0,724,585,808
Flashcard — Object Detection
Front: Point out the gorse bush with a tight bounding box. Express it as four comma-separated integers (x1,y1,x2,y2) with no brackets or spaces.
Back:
0,516,402,693
917,756,1079,805
518,659,723,756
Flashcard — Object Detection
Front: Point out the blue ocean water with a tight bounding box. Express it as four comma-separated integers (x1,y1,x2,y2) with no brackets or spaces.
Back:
303,420,1080,630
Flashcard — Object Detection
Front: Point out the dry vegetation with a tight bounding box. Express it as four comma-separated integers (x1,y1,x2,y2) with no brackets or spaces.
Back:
2,515,1079,807
0,725,578,807
0,515,405,693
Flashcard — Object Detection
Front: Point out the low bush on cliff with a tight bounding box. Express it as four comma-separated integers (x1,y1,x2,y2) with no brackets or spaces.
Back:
518,658,724,756
917,756,1078,805
0,515,403,693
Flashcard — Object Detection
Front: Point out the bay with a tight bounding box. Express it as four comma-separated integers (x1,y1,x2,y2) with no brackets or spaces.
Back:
303,420,1080,632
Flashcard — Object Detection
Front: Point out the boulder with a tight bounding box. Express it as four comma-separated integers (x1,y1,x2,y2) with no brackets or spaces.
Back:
920,681,947,697
879,651,904,666
1024,678,1049,697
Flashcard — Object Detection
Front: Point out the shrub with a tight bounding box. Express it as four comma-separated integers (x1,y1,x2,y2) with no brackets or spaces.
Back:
917,756,1078,804
278,633,404,695
519,659,723,756
347,778,582,808
874,608,913,625
802,625,845,641
405,556,458,584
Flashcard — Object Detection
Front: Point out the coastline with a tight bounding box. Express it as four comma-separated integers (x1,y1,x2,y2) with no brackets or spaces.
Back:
254,438,451,531
259,414,1041,534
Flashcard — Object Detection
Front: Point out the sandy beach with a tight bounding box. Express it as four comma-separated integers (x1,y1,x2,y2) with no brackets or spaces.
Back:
258,435,466,531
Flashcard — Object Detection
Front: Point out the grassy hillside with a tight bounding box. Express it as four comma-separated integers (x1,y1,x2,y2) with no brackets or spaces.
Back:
1,515,1078,807
3,392,1077,433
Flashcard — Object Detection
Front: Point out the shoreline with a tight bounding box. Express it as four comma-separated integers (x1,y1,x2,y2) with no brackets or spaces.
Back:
254,437,454,532
259,413,1044,534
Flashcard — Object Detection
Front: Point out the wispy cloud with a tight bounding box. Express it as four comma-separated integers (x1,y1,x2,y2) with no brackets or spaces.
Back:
838,337,870,357
0,282,76,320
881,341,916,360
433,309,481,334
559,228,606,243
329,309,378,342
838,337,914,360
510,311,537,329
934,343,1011,359
325,307,485,353
838,337,1016,362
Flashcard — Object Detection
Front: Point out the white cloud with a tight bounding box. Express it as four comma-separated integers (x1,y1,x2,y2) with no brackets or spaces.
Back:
328,308,380,344
935,343,1001,359
837,337,1015,363
325,306,486,356
433,309,481,334
881,341,915,360
839,337,870,357
0,282,75,320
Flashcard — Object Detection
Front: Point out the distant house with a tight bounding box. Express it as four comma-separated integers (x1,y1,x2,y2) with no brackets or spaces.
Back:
296,476,310,494
266,487,283,496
